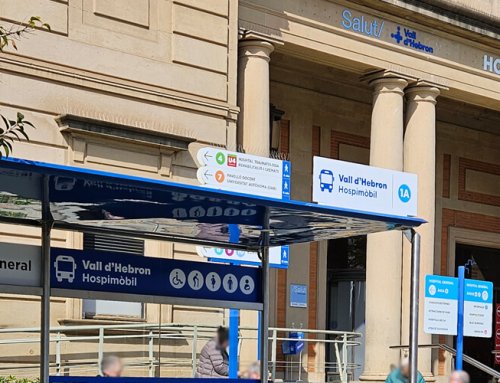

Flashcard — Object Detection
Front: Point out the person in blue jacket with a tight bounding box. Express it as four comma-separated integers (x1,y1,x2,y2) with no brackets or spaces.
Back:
385,358,425,383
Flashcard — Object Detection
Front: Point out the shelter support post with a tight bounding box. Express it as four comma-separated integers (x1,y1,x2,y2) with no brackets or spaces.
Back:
405,229,421,383
41,176,53,383
456,266,465,370
229,309,239,378
260,230,270,383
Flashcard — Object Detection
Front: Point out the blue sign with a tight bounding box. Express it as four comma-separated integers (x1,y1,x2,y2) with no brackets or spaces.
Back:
51,248,262,308
424,274,493,338
282,331,305,355
424,275,459,335
282,160,291,200
390,26,434,53
463,279,493,337
290,284,308,308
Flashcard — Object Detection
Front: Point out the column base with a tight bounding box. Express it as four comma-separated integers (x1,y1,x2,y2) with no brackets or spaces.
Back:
422,372,436,382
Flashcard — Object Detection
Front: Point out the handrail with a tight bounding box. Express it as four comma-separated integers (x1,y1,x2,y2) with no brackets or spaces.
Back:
0,323,362,382
390,343,500,379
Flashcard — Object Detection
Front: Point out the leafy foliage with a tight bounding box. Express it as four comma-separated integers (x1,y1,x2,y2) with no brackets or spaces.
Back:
0,16,50,51
0,17,50,157
0,376,40,383
0,113,33,159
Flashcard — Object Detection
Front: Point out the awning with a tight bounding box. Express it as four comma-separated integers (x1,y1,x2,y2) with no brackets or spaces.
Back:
0,157,424,249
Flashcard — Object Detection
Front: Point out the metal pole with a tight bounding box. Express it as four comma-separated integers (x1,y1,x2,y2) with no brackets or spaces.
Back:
55,332,61,376
456,266,465,370
260,230,270,383
41,175,52,383
408,230,421,383
98,327,104,374
271,329,277,381
148,330,154,377
192,326,198,377
229,309,239,378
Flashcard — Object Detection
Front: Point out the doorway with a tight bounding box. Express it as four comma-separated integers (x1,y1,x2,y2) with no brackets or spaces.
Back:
455,243,500,382
326,236,366,381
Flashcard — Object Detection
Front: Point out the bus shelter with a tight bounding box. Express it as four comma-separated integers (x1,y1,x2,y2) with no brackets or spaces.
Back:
0,157,424,383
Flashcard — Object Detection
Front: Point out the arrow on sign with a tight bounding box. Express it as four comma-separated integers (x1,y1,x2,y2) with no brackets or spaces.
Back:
196,168,214,184
204,152,213,162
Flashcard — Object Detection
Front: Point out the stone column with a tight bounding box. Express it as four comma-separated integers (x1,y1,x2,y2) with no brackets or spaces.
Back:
237,40,274,157
403,83,440,379
236,38,274,369
361,75,408,382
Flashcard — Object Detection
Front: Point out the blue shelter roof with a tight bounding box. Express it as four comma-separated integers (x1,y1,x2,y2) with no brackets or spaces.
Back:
0,157,424,249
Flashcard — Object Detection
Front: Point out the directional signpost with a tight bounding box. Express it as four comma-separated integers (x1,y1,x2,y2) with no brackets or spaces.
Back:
196,148,292,377
197,147,291,200
424,271,493,370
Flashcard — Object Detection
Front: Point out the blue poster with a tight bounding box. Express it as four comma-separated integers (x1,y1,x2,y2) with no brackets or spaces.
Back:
51,248,261,306
290,284,308,308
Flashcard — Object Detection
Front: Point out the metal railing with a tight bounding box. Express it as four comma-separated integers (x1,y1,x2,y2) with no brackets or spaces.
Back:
391,344,500,381
0,323,361,382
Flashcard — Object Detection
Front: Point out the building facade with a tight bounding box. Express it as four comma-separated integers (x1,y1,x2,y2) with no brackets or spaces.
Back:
0,0,499,382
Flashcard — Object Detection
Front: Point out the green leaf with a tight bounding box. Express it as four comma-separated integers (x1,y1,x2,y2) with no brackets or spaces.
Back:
18,128,30,141
1,114,11,129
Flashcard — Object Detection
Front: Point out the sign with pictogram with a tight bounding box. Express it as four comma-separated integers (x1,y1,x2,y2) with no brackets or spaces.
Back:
196,245,289,269
197,148,291,200
50,248,262,309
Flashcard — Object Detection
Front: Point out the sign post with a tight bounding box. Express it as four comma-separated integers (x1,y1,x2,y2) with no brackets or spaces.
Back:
196,147,293,373
229,309,239,378
456,266,465,370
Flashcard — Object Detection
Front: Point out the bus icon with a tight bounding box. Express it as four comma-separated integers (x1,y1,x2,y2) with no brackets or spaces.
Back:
319,169,334,192
54,255,76,283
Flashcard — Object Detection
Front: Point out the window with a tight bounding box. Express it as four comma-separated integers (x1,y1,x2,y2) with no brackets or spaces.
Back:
82,233,145,319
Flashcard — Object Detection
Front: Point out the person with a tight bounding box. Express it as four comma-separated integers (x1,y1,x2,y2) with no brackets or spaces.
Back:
448,370,470,383
100,355,123,377
196,326,229,378
385,358,425,383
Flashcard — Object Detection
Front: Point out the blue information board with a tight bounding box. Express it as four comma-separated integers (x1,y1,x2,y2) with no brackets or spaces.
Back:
290,284,308,308
51,248,262,309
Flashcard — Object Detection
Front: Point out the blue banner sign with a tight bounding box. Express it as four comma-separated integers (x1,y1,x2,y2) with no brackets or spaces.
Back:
51,248,262,309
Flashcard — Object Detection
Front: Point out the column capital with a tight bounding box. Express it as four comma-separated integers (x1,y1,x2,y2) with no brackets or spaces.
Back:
362,70,415,96
405,82,442,105
238,39,275,62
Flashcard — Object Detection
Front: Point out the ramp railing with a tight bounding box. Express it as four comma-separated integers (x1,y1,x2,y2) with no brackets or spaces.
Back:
0,323,361,382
